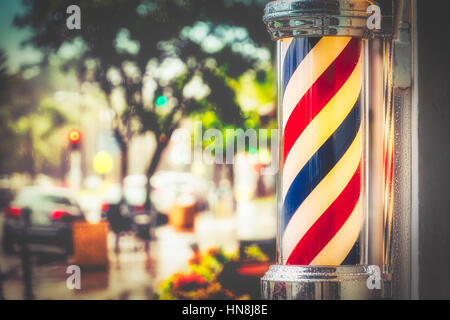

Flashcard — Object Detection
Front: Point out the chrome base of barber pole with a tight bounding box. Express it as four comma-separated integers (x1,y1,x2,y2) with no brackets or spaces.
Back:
261,265,391,300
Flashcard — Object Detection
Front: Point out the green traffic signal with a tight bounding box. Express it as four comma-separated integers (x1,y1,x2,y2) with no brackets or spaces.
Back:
155,95,168,107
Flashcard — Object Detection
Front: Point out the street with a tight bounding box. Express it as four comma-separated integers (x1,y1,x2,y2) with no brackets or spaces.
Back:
0,211,198,300
0,194,275,300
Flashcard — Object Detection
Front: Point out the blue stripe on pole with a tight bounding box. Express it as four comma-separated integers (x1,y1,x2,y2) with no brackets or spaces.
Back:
282,37,320,98
282,100,361,225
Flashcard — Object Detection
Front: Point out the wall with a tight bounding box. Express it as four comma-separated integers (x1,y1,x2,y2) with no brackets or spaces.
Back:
417,0,450,300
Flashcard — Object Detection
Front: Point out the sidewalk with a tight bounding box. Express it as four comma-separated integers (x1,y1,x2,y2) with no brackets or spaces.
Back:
0,197,276,299
0,227,193,300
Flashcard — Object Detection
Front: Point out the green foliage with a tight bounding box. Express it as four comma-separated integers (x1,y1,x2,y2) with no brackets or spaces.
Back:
243,244,269,262
14,0,273,134
157,245,269,300
0,49,71,176
157,248,242,300
13,0,275,186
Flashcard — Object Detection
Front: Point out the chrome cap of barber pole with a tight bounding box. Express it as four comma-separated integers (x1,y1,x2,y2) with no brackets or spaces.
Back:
263,0,394,40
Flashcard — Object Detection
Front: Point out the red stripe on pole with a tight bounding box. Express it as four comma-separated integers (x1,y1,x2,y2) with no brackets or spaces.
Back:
286,164,361,265
283,38,361,165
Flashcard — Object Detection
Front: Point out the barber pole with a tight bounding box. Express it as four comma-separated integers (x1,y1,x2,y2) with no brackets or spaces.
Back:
280,36,364,265
262,0,396,300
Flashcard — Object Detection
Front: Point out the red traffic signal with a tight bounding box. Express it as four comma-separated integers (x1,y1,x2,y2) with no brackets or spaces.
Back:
68,130,81,144
68,130,81,150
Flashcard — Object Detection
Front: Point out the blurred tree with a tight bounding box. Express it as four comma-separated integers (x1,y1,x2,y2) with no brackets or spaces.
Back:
14,0,273,208
0,51,69,177
0,50,17,175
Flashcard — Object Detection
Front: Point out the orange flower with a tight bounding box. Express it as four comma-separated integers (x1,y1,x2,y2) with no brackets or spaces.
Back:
189,251,202,265
173,273,208,292
207,248,220,256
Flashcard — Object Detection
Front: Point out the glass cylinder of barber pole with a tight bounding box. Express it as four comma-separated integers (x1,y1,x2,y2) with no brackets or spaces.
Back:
262,0,394,300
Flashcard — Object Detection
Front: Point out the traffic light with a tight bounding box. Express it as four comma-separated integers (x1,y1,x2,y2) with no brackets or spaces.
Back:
155,95,168,108
68,129,81,150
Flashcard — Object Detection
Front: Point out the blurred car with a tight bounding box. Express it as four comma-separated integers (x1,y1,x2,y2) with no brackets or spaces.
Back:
2,186,85,255
150,171,211,214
